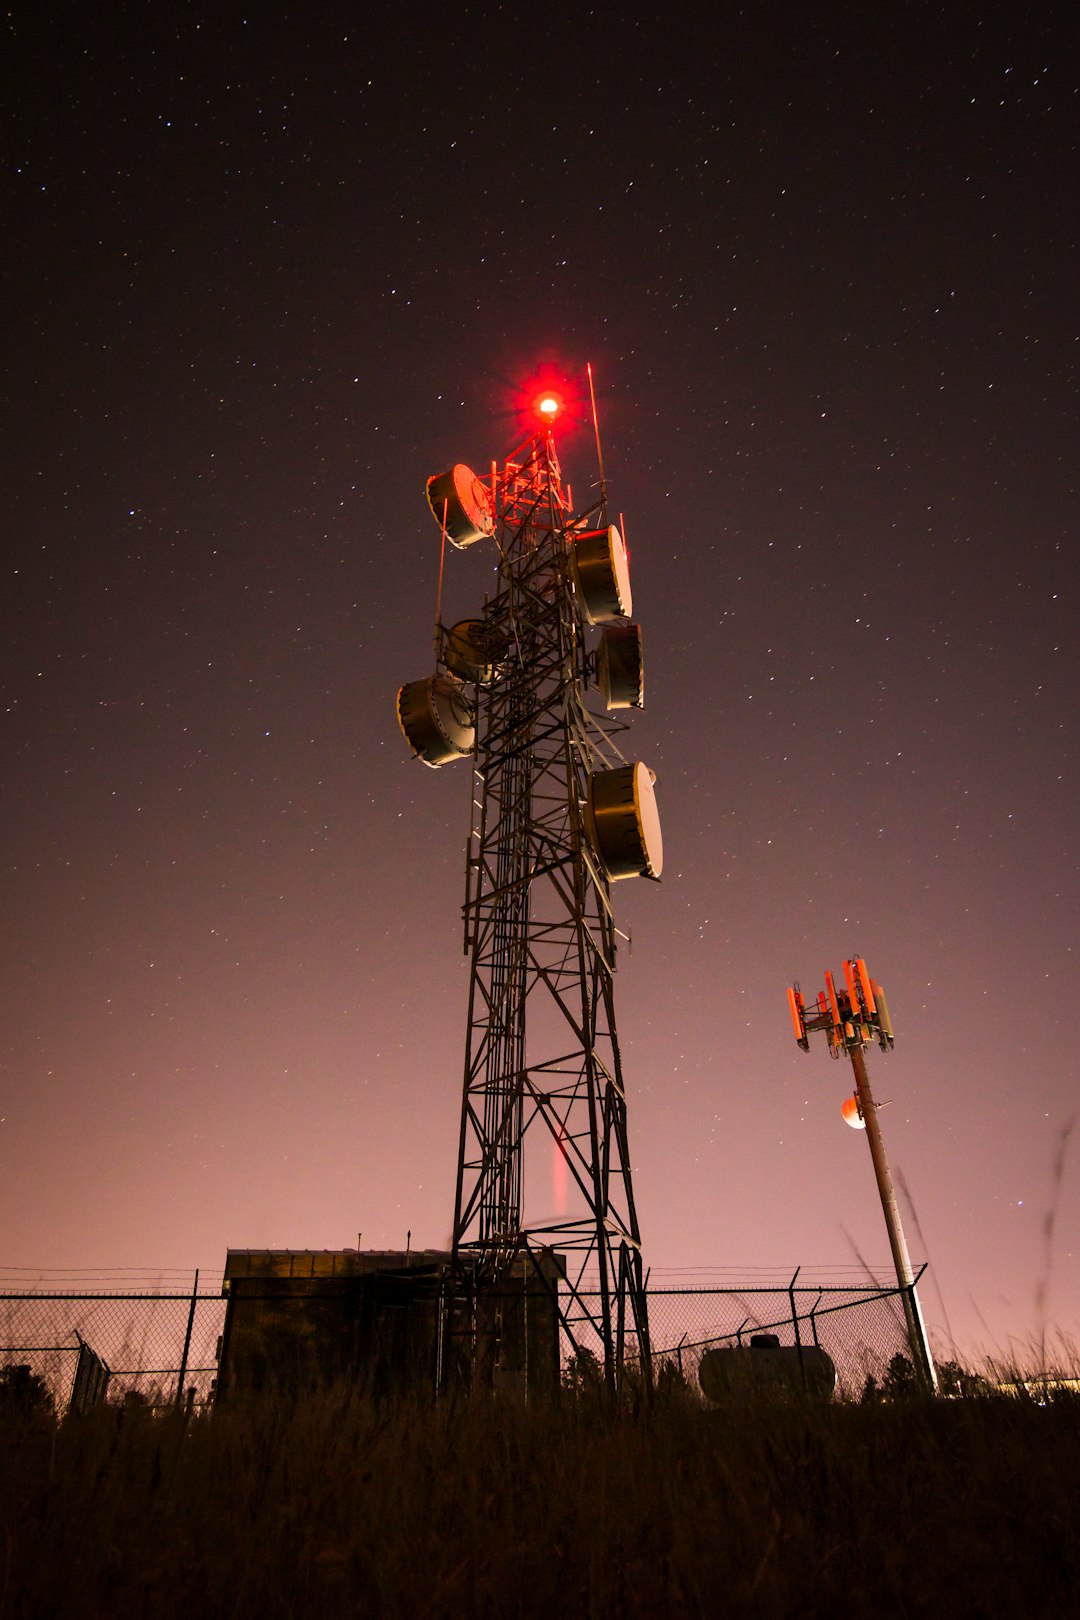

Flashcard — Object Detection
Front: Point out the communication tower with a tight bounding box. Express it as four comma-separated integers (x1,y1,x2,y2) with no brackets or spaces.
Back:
396,376,661,1388
787,958,939,1393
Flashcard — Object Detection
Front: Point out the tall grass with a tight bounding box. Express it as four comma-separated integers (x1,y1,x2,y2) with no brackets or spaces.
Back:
3,1369,1078,1618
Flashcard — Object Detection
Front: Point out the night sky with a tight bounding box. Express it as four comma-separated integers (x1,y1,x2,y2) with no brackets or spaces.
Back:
4,4,1077,1361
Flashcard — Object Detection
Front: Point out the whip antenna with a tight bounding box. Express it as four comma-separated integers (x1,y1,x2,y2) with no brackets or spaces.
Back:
587,362,608,512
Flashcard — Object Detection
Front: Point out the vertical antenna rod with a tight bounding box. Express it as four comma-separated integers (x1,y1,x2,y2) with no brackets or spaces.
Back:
586,361,608,513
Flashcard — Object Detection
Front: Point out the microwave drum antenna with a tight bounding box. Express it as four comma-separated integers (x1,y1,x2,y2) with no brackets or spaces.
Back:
425,465,495,549
397,673,475,767
570,526,632,623
598,624,644,709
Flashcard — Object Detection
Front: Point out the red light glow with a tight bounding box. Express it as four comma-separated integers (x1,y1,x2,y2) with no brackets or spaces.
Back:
510,367,583,442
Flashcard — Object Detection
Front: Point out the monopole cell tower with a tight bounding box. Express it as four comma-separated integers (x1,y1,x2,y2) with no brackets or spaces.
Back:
788,957,939,1393
396,374,662,1387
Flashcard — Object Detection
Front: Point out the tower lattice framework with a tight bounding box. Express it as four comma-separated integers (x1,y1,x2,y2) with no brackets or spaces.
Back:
453,428,649,1382
398,401,659,1389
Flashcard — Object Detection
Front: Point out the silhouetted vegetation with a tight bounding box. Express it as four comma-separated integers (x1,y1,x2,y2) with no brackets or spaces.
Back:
1,1363,1077,1617
860,1350,923,1403
937,1357,993,1398
0,1362,53,1418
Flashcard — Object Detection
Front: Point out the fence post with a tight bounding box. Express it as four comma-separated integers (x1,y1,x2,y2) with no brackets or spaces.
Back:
175,1269,199,1408
788,1267,806,1386
905,1261,938,1395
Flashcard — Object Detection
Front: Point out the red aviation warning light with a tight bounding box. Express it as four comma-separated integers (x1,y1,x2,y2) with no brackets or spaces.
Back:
512,366,583,440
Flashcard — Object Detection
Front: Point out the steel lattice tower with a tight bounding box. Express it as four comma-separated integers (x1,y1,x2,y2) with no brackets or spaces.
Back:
398,393,660,1388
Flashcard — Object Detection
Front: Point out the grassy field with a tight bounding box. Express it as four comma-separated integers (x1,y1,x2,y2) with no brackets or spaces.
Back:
2,1372,1078,1618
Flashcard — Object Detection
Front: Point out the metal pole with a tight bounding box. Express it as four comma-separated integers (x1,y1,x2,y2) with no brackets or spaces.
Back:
175,1268,199,1408
849,1049,938,1393
788,1266,806,1386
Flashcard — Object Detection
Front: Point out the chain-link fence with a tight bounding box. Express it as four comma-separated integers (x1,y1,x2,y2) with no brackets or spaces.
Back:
0,1276,919,1413
0,1290,226,1414
645,1280,918,1400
